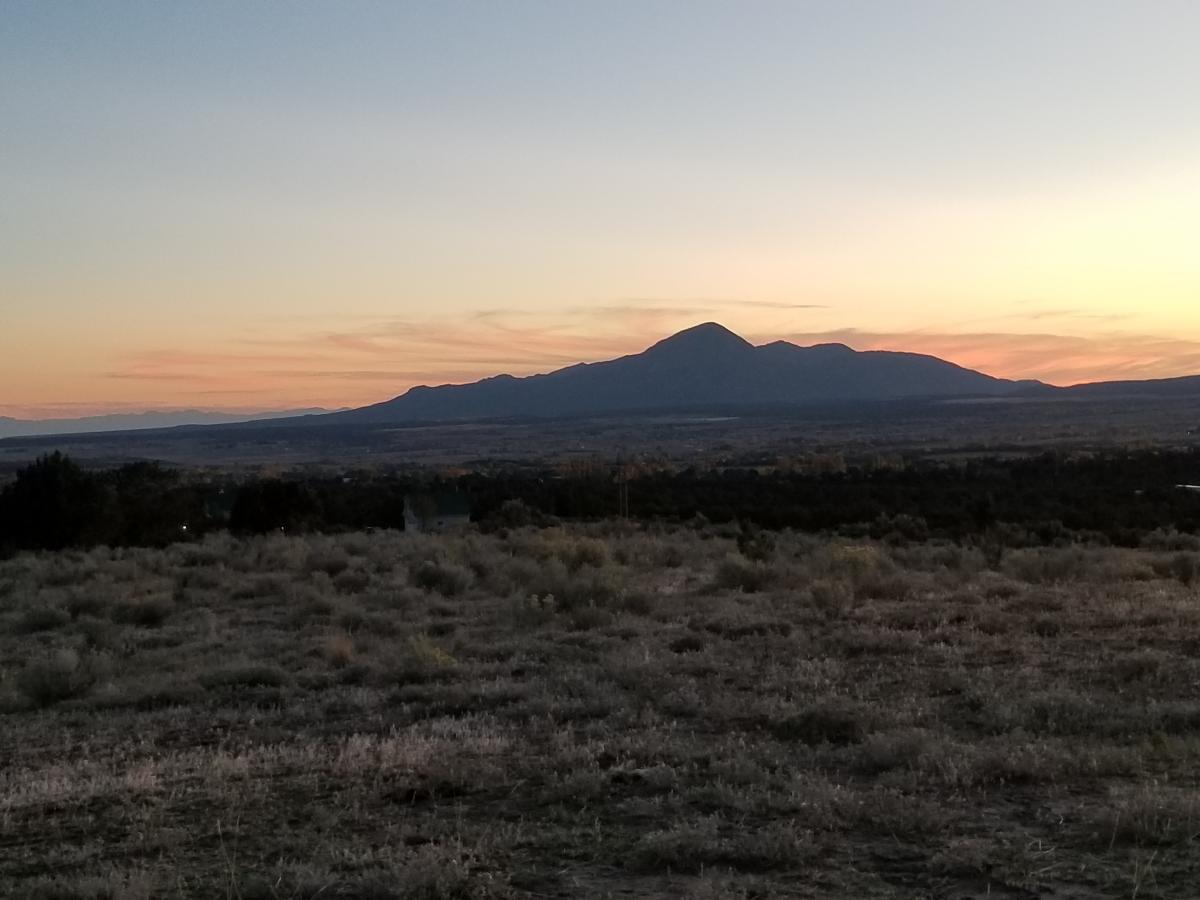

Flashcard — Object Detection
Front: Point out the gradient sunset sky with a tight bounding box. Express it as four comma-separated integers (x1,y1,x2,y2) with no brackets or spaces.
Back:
3,1,1200,418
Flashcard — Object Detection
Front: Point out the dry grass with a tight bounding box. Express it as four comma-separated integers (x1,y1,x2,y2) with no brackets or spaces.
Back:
2,527,1200,896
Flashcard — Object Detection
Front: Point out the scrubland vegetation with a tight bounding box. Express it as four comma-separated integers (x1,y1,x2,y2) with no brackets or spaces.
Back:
8,449,1200,555
3,524,1200,897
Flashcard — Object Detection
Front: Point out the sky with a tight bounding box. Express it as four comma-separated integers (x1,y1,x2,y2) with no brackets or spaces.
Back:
3,1,1199,418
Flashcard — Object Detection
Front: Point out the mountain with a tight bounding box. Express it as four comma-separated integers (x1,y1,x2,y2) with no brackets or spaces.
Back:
12,325,1200,442
330,322,1035,424
0,408,336,440
1058,374,1200,399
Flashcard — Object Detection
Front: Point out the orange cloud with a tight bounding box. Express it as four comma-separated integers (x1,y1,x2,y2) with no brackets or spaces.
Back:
10,306,1200,418
766,329,1200,386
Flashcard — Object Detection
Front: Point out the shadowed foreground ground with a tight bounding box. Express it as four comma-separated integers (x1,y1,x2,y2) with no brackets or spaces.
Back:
2,525,1199,897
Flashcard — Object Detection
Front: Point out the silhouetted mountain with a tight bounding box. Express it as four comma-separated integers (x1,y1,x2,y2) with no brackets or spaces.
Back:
1060,375,1200,399
0,408,337,440
330,322,1033,423
1005,373,1200,401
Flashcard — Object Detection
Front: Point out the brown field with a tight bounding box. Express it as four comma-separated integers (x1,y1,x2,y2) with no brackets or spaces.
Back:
4,394,1200,477
3,524,1200,898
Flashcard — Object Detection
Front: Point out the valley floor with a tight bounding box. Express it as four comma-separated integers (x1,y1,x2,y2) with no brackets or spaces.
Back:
2,525,1200,898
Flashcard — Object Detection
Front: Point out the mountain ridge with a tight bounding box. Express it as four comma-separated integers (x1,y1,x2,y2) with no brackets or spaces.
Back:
9,323,1200,441
0,408,339,440
329,322,1033,424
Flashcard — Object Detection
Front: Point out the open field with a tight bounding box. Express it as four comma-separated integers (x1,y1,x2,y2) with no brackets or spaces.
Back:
3,525,1200,898
4,395,1200,475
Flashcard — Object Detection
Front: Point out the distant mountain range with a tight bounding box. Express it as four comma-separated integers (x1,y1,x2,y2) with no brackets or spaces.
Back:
329,322,1040,424
0,408,336,440
325,322,1200,424
7,323,1200,440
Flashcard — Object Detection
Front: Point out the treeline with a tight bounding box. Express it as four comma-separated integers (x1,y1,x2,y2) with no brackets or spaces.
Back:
460,451,1200,545
0,454,207,551
0,453,419,552
3,449,1200,554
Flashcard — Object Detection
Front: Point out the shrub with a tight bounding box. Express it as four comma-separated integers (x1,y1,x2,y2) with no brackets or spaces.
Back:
554,567,625,611
325,631,355,667
16,650,96,708
307,549,351,577
298,592,338,620
1143,529,1200,552
199,664,288,690
404,633,457,671
335,605,370,632
562,537,610,571
633,815,816,874
1002,547,1090,584
483,497,539,530
634,816,722,873
854,728,941,775
231,574,292,601
806,543,892,584
568,605,614,631
64,593,106,620
1029,616,1061,637
856,568,923,601
514,558,626,611
16,874,159,900
110,597,173,627
16,605,71,633
670,634,706,654
1169,552,1200,587
412,560,472,597
736,525,776,561
332,568,372,594
1017,689,1108,737
614,591,654,616
129,683,205,712
485,556,544,597
713,554,774,593
661,543,685,568
808,579,854,617
383,634,459,684
511,593,556,627
77,616,119,650
769,704,866,746
1098,784,1200,846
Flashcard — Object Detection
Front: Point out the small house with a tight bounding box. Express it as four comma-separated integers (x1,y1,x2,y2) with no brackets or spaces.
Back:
404,493,471,533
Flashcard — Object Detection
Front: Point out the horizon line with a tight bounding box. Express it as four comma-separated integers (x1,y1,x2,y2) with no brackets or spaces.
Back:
6,321,1200,420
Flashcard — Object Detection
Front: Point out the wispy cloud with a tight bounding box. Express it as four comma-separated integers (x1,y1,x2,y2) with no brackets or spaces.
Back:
999,308,1134,322
769,328,1200,386
731,300,830,310
91,305,1200,414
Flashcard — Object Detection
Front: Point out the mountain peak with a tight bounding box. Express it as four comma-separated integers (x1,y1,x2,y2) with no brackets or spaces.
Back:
809,342,854,353
645,322,754,357
331,321,1032,424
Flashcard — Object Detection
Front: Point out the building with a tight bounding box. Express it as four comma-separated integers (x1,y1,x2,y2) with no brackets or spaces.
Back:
403,493,472,533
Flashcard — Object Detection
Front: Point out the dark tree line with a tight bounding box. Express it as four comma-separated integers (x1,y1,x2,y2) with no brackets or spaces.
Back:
0,454,206,551
455,453,1200,545
3,449,1200,554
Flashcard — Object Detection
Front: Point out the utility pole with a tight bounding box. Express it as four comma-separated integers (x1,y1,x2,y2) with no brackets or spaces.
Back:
615,454,630,518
